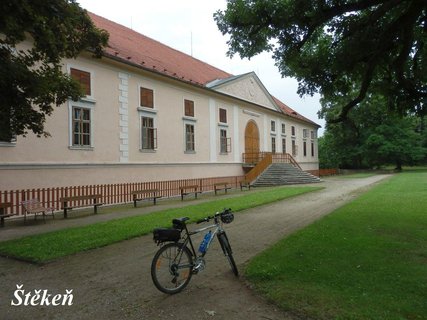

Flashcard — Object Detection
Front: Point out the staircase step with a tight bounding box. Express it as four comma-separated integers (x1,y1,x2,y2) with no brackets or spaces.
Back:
252,163,321,187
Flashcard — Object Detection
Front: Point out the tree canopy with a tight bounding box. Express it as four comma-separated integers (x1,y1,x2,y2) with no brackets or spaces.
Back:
0,0,108,141
318,94,426,169
214,0,427,122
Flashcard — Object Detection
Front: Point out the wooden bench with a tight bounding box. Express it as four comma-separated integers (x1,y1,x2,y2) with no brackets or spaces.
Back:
0,202,16,227
180,185,202,201
214,182,232,195
131,189,161,207
240,180,252,191
20,199,54,223
60,194,103,218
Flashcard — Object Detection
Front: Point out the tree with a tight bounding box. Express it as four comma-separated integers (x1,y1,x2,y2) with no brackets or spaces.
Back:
0,0,108,141
214,0,427,122
363,116,426,170
319,95,426,169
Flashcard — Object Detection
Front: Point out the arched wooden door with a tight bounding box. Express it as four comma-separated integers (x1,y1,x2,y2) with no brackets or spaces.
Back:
244,120,260,164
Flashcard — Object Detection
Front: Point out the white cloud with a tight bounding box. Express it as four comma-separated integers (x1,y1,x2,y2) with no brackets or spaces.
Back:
77,0,325,133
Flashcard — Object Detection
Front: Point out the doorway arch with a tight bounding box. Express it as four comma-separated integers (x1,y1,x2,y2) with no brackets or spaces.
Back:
244,120,260,163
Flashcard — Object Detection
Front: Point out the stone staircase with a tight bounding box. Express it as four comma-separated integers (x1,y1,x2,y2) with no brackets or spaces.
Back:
252,163,321,186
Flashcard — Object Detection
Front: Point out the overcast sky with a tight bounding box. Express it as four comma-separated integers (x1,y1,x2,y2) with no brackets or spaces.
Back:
77,0,325,134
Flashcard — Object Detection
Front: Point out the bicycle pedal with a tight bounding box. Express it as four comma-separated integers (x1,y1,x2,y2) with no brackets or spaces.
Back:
192,257,205,273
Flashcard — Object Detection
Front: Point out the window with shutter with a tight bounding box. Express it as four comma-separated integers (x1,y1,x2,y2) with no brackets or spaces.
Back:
271,120,276,132
140,87,154,108
184,99,194,117
70,68,91,96
219,108,227,123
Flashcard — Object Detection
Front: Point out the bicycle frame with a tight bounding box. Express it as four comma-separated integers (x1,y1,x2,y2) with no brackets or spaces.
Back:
181,216,223,261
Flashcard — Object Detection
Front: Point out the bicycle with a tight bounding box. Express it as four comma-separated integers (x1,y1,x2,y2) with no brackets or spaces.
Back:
151,208,238,294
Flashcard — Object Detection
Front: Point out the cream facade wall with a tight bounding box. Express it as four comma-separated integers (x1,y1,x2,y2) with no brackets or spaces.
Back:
0,53,319,190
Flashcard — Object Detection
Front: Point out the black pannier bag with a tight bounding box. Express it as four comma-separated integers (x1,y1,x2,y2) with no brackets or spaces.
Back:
153,228,181,243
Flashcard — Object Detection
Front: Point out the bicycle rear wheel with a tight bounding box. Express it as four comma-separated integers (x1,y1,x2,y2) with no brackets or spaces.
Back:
217,232,238,276
151,242,193,294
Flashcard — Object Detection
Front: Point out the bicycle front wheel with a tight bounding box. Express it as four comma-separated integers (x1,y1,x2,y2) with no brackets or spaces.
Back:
217,232,238,276
151,242,193,294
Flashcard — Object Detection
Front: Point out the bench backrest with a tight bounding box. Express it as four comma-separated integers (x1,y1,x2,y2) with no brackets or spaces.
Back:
0,202,12,209
131,189,158,195
60,194,102,202
21,199,45,212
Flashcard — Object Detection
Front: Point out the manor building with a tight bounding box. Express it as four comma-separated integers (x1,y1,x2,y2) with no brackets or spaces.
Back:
0,12,320,191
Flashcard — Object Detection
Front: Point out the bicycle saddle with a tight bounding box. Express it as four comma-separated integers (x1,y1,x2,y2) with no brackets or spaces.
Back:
172,217,189,230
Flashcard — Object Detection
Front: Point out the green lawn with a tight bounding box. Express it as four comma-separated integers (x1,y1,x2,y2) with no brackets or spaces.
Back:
246,171,427,319
0,186,321,263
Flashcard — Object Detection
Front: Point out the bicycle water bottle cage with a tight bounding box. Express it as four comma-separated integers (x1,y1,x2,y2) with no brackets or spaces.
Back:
172,217,189,230
153,228,181,243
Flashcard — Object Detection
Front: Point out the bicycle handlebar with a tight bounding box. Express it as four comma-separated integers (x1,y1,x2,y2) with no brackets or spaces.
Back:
196,208,231,224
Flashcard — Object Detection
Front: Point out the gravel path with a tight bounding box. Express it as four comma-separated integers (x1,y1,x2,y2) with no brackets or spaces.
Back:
0,175,391,320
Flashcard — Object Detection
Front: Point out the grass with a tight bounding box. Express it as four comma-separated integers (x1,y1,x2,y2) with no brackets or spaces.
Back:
245,171,427,320
0,185,321,263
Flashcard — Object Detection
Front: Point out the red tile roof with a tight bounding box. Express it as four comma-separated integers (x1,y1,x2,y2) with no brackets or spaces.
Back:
89,12,231,86
88,12,319,127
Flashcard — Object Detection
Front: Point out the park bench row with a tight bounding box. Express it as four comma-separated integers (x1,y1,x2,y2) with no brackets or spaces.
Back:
0,180,252,226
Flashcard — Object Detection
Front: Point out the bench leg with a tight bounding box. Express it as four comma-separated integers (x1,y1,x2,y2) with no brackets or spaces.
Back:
195,192,198,199
64,208,68,219
94,204,98,214
181,192,184,201
153,197,157,205
133,199,137,208
0,217,4,227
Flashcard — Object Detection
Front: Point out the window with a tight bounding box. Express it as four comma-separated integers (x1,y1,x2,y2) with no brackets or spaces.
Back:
0,110,16,144
0,132,16,144
140,87,154,108
72,107,91,146
184,99,194,117
220,129,231,154
141,116,157,150
292,140,297,157
291,126,296,136
303,128,309,139
70,68,91,96
311,142,315,157
271,120,276,132
219,108,227,123
303,141,307,157
311,130,316,139
185,124,195,152
282,138,286,154
271,137,276,153
281,123,286,135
